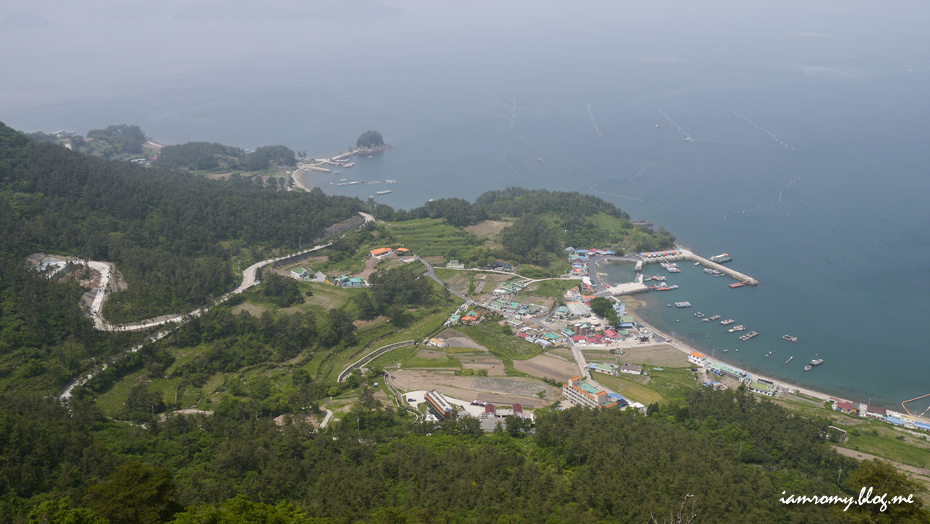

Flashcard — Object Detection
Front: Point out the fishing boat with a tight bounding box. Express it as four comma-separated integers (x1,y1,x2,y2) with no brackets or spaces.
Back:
708,315,721,321
710,253,732,263
721,319,735,325
728,325,747,332
804,358,823,372
782,335,798,342
376,190,392,195
785,356,793,365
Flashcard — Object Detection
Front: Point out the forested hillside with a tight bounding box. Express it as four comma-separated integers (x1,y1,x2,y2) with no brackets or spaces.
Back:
3,387,924,524
0,122,359,323
0,121,360,395
2,122,926,524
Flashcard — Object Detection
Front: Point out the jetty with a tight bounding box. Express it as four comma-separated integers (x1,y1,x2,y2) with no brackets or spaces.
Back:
640,248,759,286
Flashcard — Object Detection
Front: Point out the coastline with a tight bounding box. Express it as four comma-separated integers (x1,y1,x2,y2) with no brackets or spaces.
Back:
599,269,930,424
292,144,393,194
625,307,833,403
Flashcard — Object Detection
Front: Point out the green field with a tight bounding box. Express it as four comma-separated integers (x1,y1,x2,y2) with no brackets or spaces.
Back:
594,374,666,405
383,218,482,258
519,278,579,299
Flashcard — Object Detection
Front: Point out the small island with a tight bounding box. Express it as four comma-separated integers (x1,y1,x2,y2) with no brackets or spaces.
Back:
356,130,384,148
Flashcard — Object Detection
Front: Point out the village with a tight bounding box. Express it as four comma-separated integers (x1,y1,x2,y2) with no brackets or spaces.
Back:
280,243,930,437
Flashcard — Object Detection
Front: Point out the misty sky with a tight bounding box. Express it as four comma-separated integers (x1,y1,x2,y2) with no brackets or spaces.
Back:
3,0,927,141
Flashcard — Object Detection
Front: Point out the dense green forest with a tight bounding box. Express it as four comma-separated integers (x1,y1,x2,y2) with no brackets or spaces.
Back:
3,387,925,523
0,121,360,395
153,142,297,173
0,122,359,323
355,131,384,148
2,122,926,524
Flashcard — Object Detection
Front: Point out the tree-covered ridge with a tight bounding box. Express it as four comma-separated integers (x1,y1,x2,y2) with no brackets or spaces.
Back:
474,186,630,220
355,130,384,148
5,387,921,524
0,121,360,322
154,142,297,173
153,142,244,171
86,124,148,156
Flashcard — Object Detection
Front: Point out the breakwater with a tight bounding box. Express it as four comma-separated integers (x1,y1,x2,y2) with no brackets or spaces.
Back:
642,248,759,285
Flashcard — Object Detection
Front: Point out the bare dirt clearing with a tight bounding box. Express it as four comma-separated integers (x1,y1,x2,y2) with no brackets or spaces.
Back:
231,303,268,317
620,344,689,367
464,220,511,237
388,369,554,407
514,354,580,382
437,329,490,351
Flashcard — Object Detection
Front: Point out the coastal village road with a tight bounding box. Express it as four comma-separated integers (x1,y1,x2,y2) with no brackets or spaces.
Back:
833,447,930,483
418,257,467,300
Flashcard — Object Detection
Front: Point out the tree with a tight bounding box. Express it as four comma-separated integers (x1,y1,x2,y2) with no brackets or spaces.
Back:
28,499,107,524
124,384,165,422
353,291,377,320
83,462,177,524
832,460,928,523
356,131,384,148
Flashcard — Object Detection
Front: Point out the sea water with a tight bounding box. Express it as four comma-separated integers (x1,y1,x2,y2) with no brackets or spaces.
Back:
2,0,927,412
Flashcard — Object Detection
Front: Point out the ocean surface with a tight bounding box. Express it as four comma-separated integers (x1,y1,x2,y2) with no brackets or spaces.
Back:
2,0,928,412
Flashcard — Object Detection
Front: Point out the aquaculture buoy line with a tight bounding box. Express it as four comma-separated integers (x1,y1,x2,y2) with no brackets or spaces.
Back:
587,101,602,137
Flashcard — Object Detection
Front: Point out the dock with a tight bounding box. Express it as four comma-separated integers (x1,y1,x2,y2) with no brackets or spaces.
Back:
641,248,759,286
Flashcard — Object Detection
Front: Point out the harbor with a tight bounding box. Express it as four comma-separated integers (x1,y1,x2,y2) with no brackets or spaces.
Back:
638,248,760,286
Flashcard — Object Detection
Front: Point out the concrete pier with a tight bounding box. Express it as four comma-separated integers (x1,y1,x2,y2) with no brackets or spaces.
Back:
634,260,643,272
642,248,759,285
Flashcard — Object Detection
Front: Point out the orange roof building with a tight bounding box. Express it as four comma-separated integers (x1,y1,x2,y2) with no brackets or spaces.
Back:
369,247,393,258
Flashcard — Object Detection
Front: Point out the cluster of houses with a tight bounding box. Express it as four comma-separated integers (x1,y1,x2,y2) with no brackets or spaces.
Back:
829,397,930,433
512,323,565,349
444,302,486,327
290,267,370,288
689,350,930,432
368,247,412,259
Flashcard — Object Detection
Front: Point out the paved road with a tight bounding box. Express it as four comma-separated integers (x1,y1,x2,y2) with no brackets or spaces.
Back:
418,257,468,300
58,212,370,398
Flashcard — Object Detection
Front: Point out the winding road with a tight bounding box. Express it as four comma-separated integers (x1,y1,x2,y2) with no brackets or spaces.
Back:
58,212,374,398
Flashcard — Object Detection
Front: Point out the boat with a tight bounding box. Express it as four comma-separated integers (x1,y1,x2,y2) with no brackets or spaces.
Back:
729,282,745,288
538,159,545,163
376,190,393,195
708,315,721,321
721,319,735,325
694,261,701,266
723,349,728,353
694,312,705,318
804,358,824,371
739,331,759,341
674,302,692,308
785,356,793,365
651,284,678,291
710,253,732,263
339,178,347,182
337,183,348,186
703,318,709,322
348,181,362,185
728,325,747,332
782,335,798,342
344,163,355,168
